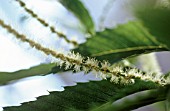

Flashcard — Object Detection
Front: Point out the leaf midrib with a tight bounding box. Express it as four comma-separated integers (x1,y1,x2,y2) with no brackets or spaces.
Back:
91,45,167,57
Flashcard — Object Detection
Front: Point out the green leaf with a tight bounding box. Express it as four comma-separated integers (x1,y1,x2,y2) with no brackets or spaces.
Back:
134,7,170,49
92,87,167,111
59,0,95,35
0,63,62,85
3,79,159,111
74,21,168,63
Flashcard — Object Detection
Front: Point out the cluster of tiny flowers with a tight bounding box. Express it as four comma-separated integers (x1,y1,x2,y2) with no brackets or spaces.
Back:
101,61,111,69
86,57,99,67
106,66,135,84
110,75,120,84
0,18,168,86
50,50,165,85
50,51,137,85
66,52,84,72
124,68,166,85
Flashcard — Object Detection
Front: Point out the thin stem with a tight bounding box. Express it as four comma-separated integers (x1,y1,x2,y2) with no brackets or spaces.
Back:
15,0,78,46
0,19,166,86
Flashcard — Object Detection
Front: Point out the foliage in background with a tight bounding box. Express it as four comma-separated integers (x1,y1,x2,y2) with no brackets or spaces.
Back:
0,0,170,111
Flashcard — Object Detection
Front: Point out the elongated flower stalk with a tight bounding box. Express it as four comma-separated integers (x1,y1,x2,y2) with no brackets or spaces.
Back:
0,19,167,86
15,0,78,46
